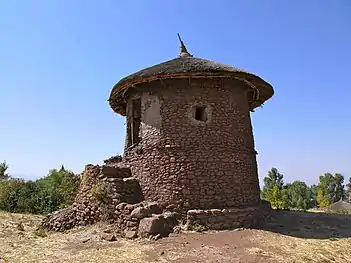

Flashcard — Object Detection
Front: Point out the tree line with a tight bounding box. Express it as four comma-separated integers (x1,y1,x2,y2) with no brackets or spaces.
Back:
261,167,351,210
0,161,350,215
0,161,80,214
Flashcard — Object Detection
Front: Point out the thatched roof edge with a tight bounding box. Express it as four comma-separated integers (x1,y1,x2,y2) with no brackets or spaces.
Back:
108,56,274,115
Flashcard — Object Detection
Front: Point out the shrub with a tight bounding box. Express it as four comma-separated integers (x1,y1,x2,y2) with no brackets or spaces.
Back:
0,178,26,212
34,225,47,238
91,183,109,203
0,165,80,215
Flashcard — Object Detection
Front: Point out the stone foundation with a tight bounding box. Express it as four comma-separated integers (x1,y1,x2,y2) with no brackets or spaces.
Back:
41,159,272,239
186,202,272,231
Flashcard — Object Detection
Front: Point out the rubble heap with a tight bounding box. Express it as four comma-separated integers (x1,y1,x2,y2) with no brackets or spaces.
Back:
42,162,181,238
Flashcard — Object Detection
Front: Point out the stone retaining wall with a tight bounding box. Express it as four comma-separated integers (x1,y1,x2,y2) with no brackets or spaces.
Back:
186,202,272,230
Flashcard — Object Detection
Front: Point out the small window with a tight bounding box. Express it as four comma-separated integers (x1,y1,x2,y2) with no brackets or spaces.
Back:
193,106,207,122
127,98,141,147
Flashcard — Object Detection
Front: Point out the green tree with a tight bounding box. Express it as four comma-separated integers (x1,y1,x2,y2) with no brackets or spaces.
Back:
281,184,292,209
316,187,330,208
57,166,81,207
269,185,283,209
0,165,80,214
288,181,311,210
35,167,80,213
262,167,284,200
15,181,40,213
0,178,26,212
280,181,313,210
309,184,318,207
334,173,345,201
0,161,9,180
316,173,333,207
316,173,345,207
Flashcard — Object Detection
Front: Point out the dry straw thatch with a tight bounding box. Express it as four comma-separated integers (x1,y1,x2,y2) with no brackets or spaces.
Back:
109,36,274,115
329,200,351,212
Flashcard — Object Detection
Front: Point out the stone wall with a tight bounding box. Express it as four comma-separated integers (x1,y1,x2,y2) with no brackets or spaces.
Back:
42,164,143,231
186,201,272,231
42,163,180,238
124,78,260,212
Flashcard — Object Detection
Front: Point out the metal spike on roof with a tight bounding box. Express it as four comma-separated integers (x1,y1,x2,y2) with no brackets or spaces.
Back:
177,33,192,57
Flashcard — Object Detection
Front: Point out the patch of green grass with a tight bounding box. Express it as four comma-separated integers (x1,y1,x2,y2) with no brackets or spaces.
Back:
189,223,208,232
34,225,47,238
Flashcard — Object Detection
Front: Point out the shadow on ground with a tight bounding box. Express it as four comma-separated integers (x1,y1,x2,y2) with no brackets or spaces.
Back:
258,210,351,239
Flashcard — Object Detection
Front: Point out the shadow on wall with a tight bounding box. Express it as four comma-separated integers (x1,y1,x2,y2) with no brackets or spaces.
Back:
257,210,351,239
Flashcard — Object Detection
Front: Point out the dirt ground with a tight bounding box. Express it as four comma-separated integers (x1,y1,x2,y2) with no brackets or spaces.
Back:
1,210,350,263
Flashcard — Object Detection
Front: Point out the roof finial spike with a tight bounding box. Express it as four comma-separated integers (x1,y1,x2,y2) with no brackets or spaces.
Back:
177,33,191,57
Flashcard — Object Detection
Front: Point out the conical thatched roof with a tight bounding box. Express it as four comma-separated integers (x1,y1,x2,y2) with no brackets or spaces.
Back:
329,200,351,211
109,36,274,116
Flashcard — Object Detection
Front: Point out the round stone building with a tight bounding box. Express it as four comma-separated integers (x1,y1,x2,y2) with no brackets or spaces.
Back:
109,36,274,213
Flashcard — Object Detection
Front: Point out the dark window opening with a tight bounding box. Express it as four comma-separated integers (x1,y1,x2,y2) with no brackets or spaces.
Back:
128,99,141,147
194,106,207,122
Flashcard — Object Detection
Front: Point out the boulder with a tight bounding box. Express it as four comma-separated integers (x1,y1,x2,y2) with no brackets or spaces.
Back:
101,233,116,242
124,204,139,212
124,229,137,239
146,202,162,214
101,166,120,177
163,211,179,230
78,233,93,243
116,202,127,211
138,216,167,237
130,207,151,219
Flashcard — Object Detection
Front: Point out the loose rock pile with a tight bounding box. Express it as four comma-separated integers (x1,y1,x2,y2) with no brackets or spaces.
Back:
41,163,180,238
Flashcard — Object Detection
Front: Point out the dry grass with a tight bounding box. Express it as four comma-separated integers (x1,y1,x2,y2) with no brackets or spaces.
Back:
248,230,351,263
0,211,153,263
250,210,351,262
1,210,351,263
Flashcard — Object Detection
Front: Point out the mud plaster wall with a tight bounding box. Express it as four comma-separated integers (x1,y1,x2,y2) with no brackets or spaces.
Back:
124,78,260,212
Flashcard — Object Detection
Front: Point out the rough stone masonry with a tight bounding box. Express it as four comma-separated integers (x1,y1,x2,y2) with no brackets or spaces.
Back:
42,37,274,239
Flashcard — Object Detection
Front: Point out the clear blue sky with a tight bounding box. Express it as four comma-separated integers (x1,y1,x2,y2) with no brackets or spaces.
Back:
1,1,350,186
